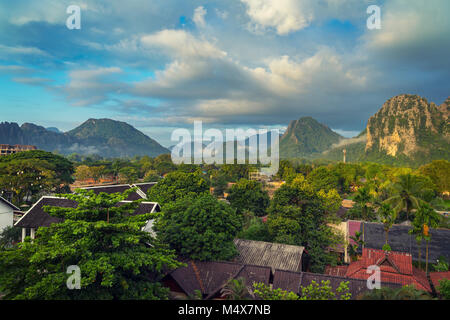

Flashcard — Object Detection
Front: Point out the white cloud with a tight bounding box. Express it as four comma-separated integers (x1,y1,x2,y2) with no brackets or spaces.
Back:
241,0,368,35
62,67,124,106
241,0,313,35
193,6,207,28
0,44,49,57
140,29,226,59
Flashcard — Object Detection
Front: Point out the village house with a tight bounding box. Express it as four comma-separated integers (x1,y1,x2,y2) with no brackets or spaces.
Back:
14,195,161,242
0,144,36,156
325,248,432,292
0,196,21,232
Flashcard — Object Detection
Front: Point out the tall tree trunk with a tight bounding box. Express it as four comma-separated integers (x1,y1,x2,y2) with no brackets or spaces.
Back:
362,222,365,250
425,240,429,275
418,241,422,269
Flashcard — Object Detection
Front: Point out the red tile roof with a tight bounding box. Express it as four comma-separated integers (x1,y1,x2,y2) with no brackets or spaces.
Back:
429,271,450,293
327,248,432,292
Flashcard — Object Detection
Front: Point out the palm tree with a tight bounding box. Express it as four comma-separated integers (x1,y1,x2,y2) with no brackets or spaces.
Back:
379,203,396,249
384,174,424,221
220,277,252,300
409,223,424,270
412,204,440,274
354,187,372,248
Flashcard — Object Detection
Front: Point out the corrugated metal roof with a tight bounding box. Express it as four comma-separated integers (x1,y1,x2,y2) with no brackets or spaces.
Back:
15,196,158,229
168,260,271,298
233,239,304,273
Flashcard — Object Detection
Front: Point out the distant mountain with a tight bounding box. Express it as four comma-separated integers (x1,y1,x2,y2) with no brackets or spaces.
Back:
362,94,449,165
66,119,169,158
320,94,449,165
280,117,343,158
46,127,62,133
0,119,169,158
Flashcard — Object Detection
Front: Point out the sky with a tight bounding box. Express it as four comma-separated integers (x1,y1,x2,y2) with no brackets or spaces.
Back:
0,0,449,147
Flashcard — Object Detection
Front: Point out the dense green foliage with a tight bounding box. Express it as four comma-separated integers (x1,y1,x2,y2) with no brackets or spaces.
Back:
266,175,342,273
154,194,243,261
252,280,351,300
0,189,181,299
147,171,209,205
226,179,270,216
360,285,432,300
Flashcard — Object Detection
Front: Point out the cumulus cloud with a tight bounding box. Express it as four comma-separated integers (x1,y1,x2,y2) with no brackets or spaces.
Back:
364,0,450,69
130,29,369,125
241,0,369,35
61,67,124,106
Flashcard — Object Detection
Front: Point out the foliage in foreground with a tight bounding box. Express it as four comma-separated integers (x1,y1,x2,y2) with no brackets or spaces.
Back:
154,193,243,261
0,189,182,300
360,285,433,300
252,280,351,300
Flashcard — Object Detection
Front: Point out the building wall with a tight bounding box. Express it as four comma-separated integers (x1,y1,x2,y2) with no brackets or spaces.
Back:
0,201,14,232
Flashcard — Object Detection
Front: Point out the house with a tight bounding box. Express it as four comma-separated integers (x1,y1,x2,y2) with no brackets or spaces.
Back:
163,260,271,300
79,184,147,200
14,196,160,242
131,182,158,195
429,271,450,295
272,269,401,299
353,221,450,264
233,239,305,273
0,196,21,232
325,248,432,292
0,144,36,156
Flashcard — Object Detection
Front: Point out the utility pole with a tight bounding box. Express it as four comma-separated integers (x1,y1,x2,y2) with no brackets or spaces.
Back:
343,149,347,163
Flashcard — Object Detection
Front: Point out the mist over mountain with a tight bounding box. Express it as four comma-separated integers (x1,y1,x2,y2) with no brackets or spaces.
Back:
0,118,169,158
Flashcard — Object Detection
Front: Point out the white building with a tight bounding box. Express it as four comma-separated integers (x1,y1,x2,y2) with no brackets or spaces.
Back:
0,196,20,233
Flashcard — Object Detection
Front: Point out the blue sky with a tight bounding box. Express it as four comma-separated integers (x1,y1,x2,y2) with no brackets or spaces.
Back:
0,0,449,147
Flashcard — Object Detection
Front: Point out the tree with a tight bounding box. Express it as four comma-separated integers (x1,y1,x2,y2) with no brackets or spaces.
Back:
267,177,342,273
0,159,57,205
226,179,270,216
384,174,426,221
147,171,209,205
360,285,432,300
0,150,74,186
378,203,396,249
238,217,271,242
74,165,92,181
418,160,450,194
252,280,351,300
300,280,351,300
118,166,139,183
220,277,251,300
307,167,339,192
0,189,182,299
252,282,299,300
0,226,21,249
154,194,243,261
412,204,440,274
438,279,450,300
354,187,372,248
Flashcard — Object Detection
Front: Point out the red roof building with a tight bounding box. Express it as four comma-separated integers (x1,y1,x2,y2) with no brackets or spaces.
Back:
429,271,450,294
326,248,431,292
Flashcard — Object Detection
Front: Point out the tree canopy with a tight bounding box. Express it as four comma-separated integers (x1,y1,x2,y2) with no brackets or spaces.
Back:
0,189,181,299
154,193,243,261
